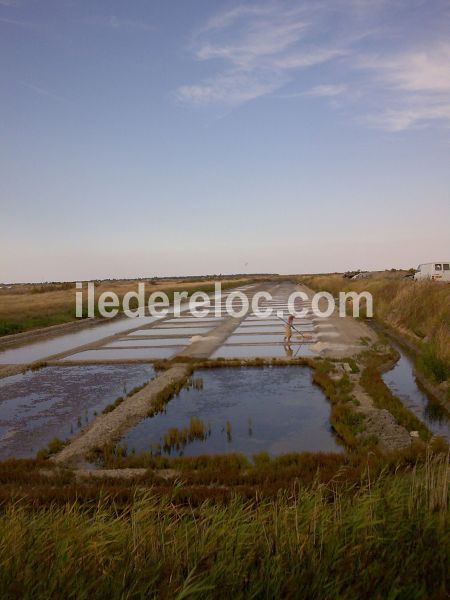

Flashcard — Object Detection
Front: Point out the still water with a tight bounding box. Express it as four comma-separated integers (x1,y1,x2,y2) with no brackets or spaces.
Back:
120,367,340,458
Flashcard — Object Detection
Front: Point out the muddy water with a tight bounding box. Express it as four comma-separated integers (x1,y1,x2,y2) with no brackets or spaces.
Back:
120,367,340,458
0,364,155,459
382,348,450,441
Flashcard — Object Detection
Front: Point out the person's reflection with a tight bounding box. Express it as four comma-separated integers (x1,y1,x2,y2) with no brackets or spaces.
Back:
283,341,293,357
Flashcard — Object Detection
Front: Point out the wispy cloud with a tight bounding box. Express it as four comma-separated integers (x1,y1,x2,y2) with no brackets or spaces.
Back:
20,81,66,102
175,2,348,107
176,0,450,131
356,43,450,130
357,44,450,93
362,102,450,132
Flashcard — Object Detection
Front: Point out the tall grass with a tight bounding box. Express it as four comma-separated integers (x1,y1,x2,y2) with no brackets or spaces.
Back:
0,453,447,598
302,273,450,383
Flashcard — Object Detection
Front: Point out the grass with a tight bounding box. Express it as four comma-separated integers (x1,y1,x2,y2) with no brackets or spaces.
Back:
0,451,447,598
311,360,370,449
301,271,450,385
419,342,450,383
0,276,266,337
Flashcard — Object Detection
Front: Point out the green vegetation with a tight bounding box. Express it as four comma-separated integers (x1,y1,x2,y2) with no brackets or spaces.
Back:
35,438,66,460
311,360,368,449
0,311,77,336
0,452,447,598
419,342,450,383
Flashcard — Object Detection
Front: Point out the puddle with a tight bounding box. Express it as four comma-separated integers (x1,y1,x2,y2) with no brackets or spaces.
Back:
382,348,450,441
61,347,182,361
0,364,154,459
211,344,316,359
119,367,340,458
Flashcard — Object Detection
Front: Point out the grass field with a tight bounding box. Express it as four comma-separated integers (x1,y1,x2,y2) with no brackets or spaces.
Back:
0,276,266,337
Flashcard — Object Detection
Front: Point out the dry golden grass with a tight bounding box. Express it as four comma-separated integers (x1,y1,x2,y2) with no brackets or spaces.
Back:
302,272,450,381
0,276,265,336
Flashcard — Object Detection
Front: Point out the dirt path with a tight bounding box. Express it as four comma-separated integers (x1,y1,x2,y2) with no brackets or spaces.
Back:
295,283,378,357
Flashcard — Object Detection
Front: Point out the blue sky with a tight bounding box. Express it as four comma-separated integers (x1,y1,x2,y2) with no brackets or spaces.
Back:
1,0,449,282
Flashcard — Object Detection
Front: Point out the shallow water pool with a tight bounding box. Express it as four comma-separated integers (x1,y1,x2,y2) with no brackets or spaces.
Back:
0,364,154,458
120,367,339,458
382,348,450,441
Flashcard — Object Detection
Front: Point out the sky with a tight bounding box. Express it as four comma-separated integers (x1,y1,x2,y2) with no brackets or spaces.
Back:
1,0,449,282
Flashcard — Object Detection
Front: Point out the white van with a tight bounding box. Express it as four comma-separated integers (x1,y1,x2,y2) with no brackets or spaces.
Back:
414,262,450,281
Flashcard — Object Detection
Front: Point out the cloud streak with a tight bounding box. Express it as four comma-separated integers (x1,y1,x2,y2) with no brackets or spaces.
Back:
176,0,450,131
176,2,348,107
356,43,450,130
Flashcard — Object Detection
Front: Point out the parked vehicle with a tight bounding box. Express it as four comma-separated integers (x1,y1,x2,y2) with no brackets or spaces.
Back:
414,262,450,281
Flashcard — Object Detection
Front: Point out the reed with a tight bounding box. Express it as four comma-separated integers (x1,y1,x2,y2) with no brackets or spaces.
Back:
0,452,447,598
160,417,208,453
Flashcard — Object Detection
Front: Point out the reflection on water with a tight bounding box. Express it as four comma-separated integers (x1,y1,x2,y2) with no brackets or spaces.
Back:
382,348,450,441
0,364,154,458
120,367,340,458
